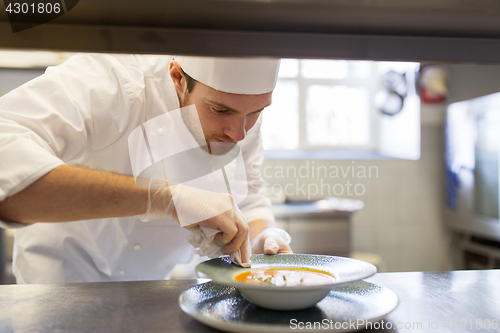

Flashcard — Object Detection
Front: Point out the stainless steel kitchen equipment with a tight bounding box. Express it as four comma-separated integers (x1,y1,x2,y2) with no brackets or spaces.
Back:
272,201,359,257
445,92,500,269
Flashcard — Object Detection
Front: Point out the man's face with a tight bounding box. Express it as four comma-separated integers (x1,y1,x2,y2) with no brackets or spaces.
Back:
180,82,272,151
171,62,273,155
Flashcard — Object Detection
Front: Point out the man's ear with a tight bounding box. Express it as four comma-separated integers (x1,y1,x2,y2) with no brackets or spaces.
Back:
169,60,188,99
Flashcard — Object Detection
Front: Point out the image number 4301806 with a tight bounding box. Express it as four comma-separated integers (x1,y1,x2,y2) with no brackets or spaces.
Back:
3,0,79,33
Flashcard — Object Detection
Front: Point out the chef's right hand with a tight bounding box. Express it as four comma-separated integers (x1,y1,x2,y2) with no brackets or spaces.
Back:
173,185,250,258
140,177,250,259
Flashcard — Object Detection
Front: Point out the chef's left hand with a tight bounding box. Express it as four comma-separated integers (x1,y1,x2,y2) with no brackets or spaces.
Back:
251,227,293,255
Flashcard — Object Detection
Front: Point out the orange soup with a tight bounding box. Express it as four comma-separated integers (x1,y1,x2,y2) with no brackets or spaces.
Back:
234,268,335,286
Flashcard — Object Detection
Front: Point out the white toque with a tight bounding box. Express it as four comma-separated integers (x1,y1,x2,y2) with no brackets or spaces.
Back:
174,56,281,95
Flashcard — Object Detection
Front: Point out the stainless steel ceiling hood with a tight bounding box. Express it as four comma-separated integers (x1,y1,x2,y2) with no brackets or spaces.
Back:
1,0,500,62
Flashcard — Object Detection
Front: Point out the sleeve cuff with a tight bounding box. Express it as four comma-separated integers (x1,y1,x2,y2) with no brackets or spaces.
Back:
0,134,65,201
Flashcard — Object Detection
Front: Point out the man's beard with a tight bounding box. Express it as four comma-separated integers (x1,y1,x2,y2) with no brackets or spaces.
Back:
179,97,236,156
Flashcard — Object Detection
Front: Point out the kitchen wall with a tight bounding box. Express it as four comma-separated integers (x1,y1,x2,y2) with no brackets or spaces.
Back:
262,104,447,273
444,63,500,104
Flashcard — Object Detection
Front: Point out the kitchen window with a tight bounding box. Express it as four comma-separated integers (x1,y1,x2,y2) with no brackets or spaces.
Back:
261,59,421,160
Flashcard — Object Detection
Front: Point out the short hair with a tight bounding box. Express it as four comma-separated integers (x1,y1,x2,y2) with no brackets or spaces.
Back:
184,72,197,93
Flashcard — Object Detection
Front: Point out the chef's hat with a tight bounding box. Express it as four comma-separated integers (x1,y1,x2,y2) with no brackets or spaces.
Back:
174,56,280,95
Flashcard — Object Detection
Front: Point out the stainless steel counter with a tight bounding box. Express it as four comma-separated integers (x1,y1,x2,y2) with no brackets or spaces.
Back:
1,270,499,332
272,202,355,257
272,202,352,220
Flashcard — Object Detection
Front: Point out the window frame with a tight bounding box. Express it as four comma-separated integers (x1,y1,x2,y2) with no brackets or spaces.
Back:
263,59,380,152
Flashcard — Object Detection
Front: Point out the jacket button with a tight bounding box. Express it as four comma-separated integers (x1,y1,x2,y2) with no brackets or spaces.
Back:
134,244,142,251
157,127,164,135
120,269,127,276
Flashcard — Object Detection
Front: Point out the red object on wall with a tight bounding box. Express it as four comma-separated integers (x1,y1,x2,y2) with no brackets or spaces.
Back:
420,86,446,104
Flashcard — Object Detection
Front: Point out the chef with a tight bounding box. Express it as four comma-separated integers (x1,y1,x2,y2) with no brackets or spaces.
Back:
0,53,292,284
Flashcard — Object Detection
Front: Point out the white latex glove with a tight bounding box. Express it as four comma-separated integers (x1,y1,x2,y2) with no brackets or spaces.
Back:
251,227,293,255
187,226,252,267
139,176,251,264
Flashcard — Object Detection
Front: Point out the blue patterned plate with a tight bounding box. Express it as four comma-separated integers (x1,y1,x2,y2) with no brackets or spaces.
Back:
179,280,399,332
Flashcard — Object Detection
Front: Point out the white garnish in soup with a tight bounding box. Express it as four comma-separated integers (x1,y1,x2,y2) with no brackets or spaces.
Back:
234,268,335,286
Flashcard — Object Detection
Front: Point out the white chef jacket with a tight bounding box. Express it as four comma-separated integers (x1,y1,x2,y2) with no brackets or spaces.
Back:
0,53,274,284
